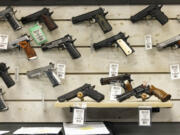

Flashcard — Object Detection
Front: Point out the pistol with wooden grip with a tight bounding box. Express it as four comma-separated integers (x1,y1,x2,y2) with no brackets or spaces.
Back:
156,34,180,50
41,34,81,59
130,4,168,25
72,8,112,33
27,63,61,87
8,34,37,60
0,6,22,31
116,83,171,102
0,89,8,112
100,74,133,89
93,32,135,56
57,83,104,102
0,63,15,88
20,8,58,31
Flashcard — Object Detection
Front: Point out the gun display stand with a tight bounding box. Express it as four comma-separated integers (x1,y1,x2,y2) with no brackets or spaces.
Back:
55,101,173,113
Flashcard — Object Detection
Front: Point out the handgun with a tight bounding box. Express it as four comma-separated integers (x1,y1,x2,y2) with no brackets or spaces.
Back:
0,6,22,31
57,83,104,102
116,84,171,102
93,32,134,56
100,74,133,90
27,63,61,87
41,34,81,59
0,63,15,88
156,34,180,50
72,8,112,33
8,34,37,60
130,4,168,25
21,8,58,31
0,89,8,112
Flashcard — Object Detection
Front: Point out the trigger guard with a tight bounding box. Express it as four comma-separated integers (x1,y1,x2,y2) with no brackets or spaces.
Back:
89,18,96,24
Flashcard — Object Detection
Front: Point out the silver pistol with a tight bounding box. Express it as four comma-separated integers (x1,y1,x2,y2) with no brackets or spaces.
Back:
27,63,61,87
0,6,22,31
156,34,180,50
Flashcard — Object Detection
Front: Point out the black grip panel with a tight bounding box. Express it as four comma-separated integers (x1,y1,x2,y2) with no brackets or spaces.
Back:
116,91,134,102
5,13,21,31
65,42,81,59
45,69,59,87
85,89,104,102
96,14,112,33
1,72,15,88
153,10,168,25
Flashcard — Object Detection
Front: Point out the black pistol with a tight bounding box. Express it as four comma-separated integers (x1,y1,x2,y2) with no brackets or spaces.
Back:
21,8,58,31
0,63,15,88
41,35,81,59
72,8,112,33
116,84,171,102
93,32,134,56
57,84,104,102
130,4,168,25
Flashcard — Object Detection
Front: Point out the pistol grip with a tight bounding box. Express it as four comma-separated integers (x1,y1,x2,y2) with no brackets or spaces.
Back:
85,89,104,102
0,92,8,111
5,13,22,31
96,14,112,33
41,15,58,31
150,85,171,102
65,42,81,59
19,41,37,60
0,72,15,88
45,69,60,87
116,39,134,56
152,10,168,25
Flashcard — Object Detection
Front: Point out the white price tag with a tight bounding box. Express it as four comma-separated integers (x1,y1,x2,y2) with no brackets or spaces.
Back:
109,63,119,77
139,108,151,126
144,35,152,50
110,86,122,101
0,34,8,50
56,64,66,79
170,64,180,80
14,66,19,82
73,108,85,125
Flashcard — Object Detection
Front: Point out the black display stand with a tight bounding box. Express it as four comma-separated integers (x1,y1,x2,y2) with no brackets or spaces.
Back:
1,0,180,6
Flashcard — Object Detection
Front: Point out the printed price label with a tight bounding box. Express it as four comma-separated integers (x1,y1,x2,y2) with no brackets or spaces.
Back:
56,64,66,79
29,24,47,45
73,108,85,125
14,66,19,82
0,34,8,50
139,107,151,126
109,63,119,77
110,86,122,101
144,35,152,50
170,64,180,80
